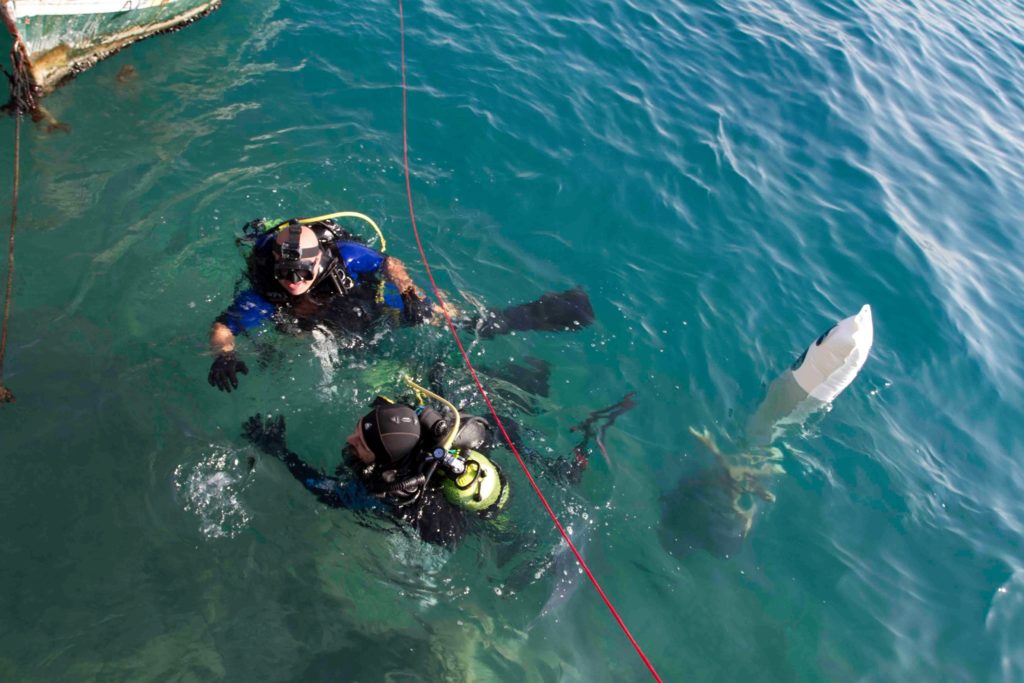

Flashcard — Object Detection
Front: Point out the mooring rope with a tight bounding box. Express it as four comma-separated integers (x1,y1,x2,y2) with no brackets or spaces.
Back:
396,3,662,679
0,111,21,403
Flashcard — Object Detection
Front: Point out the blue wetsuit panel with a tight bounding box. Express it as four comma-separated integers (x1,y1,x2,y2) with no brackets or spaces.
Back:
336,242,409,314
303,476,383,511
337,241,386,278
219,289,275,334
254,232,276,253
383,282,404,310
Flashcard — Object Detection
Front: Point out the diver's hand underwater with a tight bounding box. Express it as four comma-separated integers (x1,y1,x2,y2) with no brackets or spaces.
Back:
242,414,288,456
400,288,434,325
208,351,249,392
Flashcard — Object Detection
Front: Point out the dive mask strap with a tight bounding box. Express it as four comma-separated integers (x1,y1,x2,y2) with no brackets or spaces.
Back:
273,222,322,261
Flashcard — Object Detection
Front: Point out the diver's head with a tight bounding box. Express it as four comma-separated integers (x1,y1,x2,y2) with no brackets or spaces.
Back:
345,402,421,465
273,223,323,296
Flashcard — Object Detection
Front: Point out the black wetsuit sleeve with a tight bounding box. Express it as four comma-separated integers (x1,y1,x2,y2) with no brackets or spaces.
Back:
243,415,380,510
274,449,337,505
277,448,382,510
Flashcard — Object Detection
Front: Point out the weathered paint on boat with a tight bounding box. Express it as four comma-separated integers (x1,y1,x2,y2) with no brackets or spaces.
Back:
1,0,219,105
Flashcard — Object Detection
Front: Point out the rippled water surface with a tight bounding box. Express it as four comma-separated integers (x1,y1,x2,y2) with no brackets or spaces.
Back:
2,0,1023,680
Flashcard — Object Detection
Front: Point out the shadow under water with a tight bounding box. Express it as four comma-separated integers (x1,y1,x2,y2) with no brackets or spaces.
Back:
659,428,783,559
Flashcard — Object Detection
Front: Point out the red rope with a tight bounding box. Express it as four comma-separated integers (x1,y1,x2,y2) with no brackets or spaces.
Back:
397,3,661,679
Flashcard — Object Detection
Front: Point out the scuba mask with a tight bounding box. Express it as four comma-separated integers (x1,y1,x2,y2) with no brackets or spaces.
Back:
273,223,322,283
274,263,317,283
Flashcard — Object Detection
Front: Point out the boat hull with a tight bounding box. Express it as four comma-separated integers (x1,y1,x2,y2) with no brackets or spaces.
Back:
2,0,220,101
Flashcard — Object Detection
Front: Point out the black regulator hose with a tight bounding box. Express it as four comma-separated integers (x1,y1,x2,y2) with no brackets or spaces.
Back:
387,473,426,496
396,460,440,513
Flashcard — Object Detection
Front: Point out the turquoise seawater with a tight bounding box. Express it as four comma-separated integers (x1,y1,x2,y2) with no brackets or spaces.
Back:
2,0,1023,680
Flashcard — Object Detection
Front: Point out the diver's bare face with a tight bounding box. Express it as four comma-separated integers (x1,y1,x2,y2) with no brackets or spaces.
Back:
346,424,376,464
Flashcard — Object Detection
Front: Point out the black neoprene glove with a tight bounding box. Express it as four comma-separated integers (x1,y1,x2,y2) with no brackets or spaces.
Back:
242,414,287,456
401,288,434,325
208,351,249,392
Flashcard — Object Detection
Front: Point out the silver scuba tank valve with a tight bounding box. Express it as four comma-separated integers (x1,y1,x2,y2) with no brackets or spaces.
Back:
430,447,467,475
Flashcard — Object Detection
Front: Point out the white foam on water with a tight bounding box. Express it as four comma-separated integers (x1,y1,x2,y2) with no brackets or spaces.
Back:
310,325,341,399
173,445,254,540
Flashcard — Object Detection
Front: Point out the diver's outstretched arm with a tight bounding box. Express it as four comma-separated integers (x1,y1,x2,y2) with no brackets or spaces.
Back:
382,256,440,324
242,415,378,510
382,256,417,294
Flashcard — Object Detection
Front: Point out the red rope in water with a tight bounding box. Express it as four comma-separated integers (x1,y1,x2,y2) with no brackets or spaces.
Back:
396,3,662,680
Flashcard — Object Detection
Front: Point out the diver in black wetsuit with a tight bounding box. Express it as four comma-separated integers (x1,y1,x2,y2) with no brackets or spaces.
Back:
244,392,507,547
242,383,637,547
208,216,596,392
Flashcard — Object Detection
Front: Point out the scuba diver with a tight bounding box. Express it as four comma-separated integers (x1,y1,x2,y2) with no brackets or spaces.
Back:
243,378,511,547
208,213,596,392
242,376,639,547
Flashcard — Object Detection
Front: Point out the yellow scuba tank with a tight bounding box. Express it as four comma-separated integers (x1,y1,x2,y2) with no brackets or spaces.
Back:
401,376,510,514
442,449,509,513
